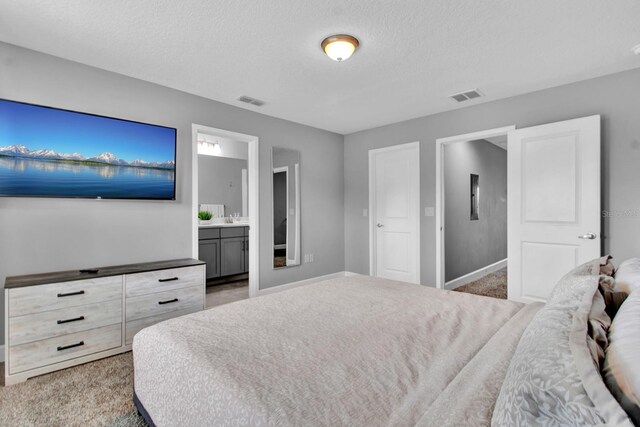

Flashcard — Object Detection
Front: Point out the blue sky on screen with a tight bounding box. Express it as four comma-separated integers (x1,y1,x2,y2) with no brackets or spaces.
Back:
0,100,176,163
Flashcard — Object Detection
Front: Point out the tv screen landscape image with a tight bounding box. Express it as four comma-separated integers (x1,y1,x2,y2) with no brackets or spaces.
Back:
0,99,177,200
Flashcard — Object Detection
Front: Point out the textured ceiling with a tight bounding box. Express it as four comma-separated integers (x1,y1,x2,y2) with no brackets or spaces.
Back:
1,0,639,134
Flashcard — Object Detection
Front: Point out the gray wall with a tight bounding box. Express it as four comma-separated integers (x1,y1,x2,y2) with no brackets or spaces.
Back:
344,67,640,285
0,42,345,346
444,140,507,281
198,155,246,216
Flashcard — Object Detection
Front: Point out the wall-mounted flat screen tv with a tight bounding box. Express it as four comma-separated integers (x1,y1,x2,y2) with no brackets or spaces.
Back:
0,99,177,200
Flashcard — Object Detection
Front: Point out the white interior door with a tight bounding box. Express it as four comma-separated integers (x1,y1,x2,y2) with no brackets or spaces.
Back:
508,115,600,303
369,142,420,284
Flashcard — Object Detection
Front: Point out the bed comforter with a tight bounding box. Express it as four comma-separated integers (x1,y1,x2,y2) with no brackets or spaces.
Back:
133,276,542,426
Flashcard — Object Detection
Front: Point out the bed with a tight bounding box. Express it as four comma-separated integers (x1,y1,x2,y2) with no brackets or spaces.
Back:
133,259,638,426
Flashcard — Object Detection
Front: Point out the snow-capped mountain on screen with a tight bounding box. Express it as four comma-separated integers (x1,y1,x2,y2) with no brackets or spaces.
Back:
87,152,130,166
0,144,30,156
0,145,175,170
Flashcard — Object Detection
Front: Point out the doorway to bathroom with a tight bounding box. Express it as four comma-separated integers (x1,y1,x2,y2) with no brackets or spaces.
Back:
191,124,259,307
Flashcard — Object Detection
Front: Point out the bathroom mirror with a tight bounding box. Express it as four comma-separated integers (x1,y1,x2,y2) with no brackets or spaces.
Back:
271,147,301,269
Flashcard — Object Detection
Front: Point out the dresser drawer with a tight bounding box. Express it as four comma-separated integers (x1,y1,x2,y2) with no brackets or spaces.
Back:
9,323,122,375
126,285,203,322
126,306,202,345
125,265,204,297
8,277,122,318
9,299,122,346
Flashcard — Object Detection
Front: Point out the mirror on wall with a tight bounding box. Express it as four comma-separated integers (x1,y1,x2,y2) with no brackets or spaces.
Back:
272,147,301,269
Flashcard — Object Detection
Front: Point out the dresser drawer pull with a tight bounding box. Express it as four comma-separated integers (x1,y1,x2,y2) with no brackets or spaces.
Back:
158,298,179,305
158,277,179,282
57,341,85,351
57,316,86,325
57,290,85,298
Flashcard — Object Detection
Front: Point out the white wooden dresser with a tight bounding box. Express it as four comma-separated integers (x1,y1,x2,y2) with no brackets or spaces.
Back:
4,258,205,385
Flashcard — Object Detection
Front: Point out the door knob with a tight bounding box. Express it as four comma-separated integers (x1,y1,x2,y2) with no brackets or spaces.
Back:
578,232,596,240
377,223,384,228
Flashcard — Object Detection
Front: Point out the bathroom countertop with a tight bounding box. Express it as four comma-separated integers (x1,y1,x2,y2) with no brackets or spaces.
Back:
198,222,249,228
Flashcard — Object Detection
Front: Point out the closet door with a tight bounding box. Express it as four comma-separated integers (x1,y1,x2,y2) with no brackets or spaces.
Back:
369,142,421,284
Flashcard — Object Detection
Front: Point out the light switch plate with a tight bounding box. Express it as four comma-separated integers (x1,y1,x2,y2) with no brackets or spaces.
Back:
425,207,435,217
362,209,368,217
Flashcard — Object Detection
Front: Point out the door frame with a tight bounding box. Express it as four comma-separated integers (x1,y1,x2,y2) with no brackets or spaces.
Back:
191,124,260,297
368,141,421,283
435,125,515,289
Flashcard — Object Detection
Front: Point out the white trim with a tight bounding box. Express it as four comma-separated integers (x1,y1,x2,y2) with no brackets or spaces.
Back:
294,163,301,267
344,271,365,277
435,126,514,290
436,126,515,145
192,124,260,298
368,142,421,284
4,289,7,366
256,271,348,296
445,258,508,290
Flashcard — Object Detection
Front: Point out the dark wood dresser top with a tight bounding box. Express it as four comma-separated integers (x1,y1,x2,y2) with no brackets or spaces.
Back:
5,258,205,289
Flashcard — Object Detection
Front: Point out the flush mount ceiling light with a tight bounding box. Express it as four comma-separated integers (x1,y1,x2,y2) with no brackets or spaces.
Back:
321,34,359,62
633,44,640,55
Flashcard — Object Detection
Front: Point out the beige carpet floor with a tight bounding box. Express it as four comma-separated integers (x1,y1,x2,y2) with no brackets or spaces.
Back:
0,353,144,426
452,268,508,299
0,280,250,426
0,274,505,425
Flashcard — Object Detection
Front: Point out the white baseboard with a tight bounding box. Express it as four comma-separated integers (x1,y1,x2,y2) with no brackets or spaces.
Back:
445,258,508,290
0,345,5,363
344,271,364,277
257,271,361,296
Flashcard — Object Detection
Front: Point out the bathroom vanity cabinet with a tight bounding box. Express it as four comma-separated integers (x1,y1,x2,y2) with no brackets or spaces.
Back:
198,226,249,280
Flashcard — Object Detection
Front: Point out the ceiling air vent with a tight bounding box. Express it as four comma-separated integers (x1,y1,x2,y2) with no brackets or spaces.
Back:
449,89,483,103
237,95,265,107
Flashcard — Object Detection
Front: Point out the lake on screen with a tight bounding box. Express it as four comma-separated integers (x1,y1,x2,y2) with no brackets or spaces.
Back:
0,157,175,199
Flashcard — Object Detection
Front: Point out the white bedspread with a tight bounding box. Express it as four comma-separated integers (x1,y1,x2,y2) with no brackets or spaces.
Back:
133,276,541,426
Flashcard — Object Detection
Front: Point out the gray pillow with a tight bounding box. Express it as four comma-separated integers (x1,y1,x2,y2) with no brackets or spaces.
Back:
492,258,633,426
